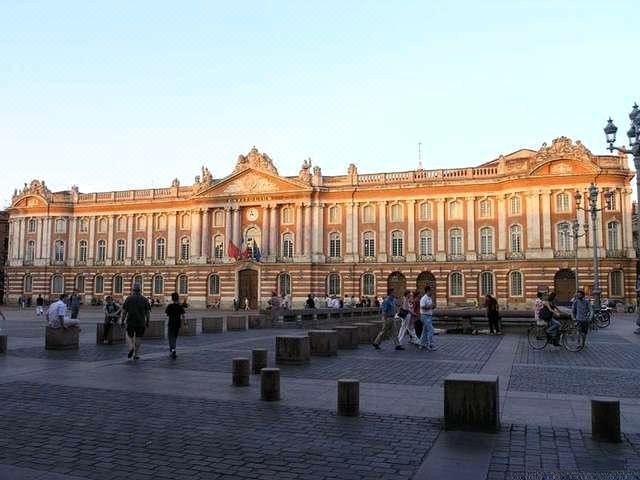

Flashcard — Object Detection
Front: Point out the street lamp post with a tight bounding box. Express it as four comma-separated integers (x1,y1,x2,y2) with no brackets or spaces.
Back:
561,218,589,294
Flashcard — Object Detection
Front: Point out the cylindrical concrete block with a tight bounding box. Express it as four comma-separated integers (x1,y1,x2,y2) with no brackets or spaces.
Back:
352,323,375,344
226,315,248,331
591,398,621,443
45,326,79,350
0,335,7,354
232,358,250,387
252,349,268,374
338,379,359,417
179,317,197,336
276,336,311,365
202,316,224,333
261,368,281,401
333,326,359,349
145,319,165,339
308,330,339,356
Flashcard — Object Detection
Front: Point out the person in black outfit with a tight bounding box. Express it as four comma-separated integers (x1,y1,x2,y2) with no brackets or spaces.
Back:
165,292,186,359
121,284,150,360
305,294,315,309
484,294,502,335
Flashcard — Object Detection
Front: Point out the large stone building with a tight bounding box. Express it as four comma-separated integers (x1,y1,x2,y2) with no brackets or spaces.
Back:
0,210,8,303
4,137,636,308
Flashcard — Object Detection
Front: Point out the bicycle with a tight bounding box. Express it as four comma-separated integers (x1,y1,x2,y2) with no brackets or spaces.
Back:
527,319,585,352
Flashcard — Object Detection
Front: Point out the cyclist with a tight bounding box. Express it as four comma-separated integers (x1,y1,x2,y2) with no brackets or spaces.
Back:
540,292,562,346
571,290,590,348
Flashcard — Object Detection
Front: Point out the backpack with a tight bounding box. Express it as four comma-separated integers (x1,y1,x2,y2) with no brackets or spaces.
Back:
539,305,553,321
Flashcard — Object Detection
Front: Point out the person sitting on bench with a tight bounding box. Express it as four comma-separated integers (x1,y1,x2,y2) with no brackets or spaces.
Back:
46,294,80,329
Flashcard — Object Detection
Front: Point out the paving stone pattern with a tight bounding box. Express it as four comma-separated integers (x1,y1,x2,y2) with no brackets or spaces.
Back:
0,381,440,480
8,343,167,362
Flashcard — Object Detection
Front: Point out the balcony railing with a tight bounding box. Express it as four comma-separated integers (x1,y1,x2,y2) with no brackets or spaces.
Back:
447,254,465,262
277,256,294,262
360,256,377,263
390,255,406,263
553,250,575,259
506,251,525,260
478,253,497,261
131,259,145,266
606,249,626,258
417,254,435,262
22,260,34,266
326,256,343,263
94,260,105,266
151,259,166,266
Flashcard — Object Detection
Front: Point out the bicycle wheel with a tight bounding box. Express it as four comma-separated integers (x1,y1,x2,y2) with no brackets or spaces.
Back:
595,311,611,328
527,324,548,350
561,328,583,352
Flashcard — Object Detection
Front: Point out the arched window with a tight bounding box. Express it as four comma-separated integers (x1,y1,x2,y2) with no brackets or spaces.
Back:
113,275,123,294
449,272,463,296
362,205,375,223
156,215,167,230
133,275,143,293
329,232,341,258
479,199,491,218
213,235,224,259
136,215,146,231
419,202,432,221
54,240,65,262
28,218,37,232
610,270,623,297
281,207,293,224
607,221,620,250
557,222,572,251
480,227,494,255
76,274,85,292
449,201,460,219
79,218,89,233
180,237,190,261
115,239,125,262
390,203,403,222
135,239,145,261
52,275,64,294
177,275,188,295
480,272,494,296
245,227,261,257
419,229,433,256
449,228,462,255
78,240,88,262
116,217,125,232
363,231,375,257
278,272,291,295
95,275,104,294
155,238,166,260
556,193,570,213
208,274,220,295
510,225,522,253
327,273,341,296
362,273,375,296
55,218,66,233
24,274,33,293
98,218,107,233
25,240,35,262
96,240,106,262
607,191,618,211
214,211,224,227
510,196,521,215
282,233,294,258
328,206,340,224
153,275,164,295
509,271,523,296
391,230,404,257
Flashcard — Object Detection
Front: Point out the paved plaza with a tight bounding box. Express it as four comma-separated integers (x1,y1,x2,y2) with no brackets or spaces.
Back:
2,308,640,479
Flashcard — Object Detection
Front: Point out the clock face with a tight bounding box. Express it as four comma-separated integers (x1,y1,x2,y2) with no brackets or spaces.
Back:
246,208,259,221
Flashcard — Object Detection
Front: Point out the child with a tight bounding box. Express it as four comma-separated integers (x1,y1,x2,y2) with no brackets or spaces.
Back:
165,292,186,359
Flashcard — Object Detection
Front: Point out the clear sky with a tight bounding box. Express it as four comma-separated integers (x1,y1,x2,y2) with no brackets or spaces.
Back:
1,0,637,208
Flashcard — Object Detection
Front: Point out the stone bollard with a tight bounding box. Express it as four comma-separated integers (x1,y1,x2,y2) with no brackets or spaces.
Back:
248,314,267,329
591,398,621,443
337,379,359,417
180,317,197,336
308,330,339,356
232,358,250,387
45,327,79,351
276,336,310,365
333,326,359,349
252,349,268,374
96,323,126,344
261,368,281,401
202,316,224,333
0,335,7,354
444,374,500,432
145,319,166,339
226,315,248,331
353,323,375,344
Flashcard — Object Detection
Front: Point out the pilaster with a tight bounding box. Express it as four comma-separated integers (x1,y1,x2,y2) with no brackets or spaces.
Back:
406,200,416,262
465,197,476,261
436,199,446,262
377,201,387,262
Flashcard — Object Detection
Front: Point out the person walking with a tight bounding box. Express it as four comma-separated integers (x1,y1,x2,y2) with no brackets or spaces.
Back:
372,288,404,351
305,294,316,309
35,294,45,316
398,290,420,346
102,296,122,344
484,294,502,335
572,290,590,348
69,290,81,319
165,292,186,359
418,285,436,351
121,284,150,360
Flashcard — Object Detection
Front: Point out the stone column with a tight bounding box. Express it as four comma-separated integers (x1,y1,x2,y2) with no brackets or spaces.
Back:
526,192,541,253
377,201,387,262
224,207,233,261
596,207,604,252
269,205,278,260
406,200,416,261
189,209,201,262
295,204,303,257
541,190,552,251
311,203,325,262
465,197,476,261
126,215,134,260
345,202,355,262
37,218,44,259
167,212,177,262
233,206,241,247
303,203,312,257
497,195,506,260
107,215,115,262
68,218,77,265
352,203,359,258
17,218,25,260
146,213,154,263
88,217,96,262
623,188,635,257
577,190,587,250
436,199,446,261
201,208,210,260
261,205,270,256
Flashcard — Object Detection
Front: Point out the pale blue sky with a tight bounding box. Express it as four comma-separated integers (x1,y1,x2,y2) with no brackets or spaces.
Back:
1,0,637,208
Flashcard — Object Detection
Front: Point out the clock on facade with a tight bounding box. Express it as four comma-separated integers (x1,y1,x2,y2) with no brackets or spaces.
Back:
246,208,259,221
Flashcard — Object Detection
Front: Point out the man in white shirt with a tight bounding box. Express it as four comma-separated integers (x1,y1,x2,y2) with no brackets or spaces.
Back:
46,294,79,329
418,285,436,351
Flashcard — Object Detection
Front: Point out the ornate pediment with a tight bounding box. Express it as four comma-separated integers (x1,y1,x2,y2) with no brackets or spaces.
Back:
233,147,278,175
222,172,279,194
194,167,311,198
12,179,51,204
534,137,593,163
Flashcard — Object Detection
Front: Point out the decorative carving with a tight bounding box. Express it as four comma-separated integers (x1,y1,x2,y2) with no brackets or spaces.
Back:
222,173,279,194
347,163,357,176
12,179,51,201
171,178,180,188
233,147,278,175
192,166,214,193
299,158,312,184
535,137,593,163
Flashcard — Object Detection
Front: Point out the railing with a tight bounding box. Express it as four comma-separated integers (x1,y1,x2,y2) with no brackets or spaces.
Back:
151,259,166,266
356,164,500,186
447,254,465,262
94,260,105,266
131,259,145,266
553,250,575,259
390,255,406,263
477,253,497,261
22,260,33,266
360,256,377,263
506,251,525,260
326,256,344,263
278,256,294,263
606,249,626,258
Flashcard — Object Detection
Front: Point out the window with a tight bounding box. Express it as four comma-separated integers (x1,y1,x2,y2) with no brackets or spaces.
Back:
133,275,143,292
214,211,224,227
419,229,433,256
282,207,293,224
607,191,618,211
480,227,494,255
245,227,261,258
607,221,620,250
153,275,164,295
54,240,65,262
362,205,375,223
116,217,126,232
80,218,89,233
181,213,190,230
479,199,491,218
391,230,404,257
278,273,291,295
557,222,572,251
213,235,224,259
328,206,340,224
98,218,107,233
96,240,106,262
24,274,33,293
177,275,188,295
419,202,432,221
510,196,521,215
136,216,146,231
362,273,375,296
115,239,125,262
95,275,104,294
390,203,403,222
510,271,523,296
282,233,294,258
76,274,85,292
363,231,375,257
28,219,36,233
510,225,522,253
610,270,623,297
449,228,463,255
52,275,64,294
449,272,463,296
156,215,167,230
556,193,570,213
113,275,123,294
135,239,145,261
78,240,88,262
25,240,35,262
155,238,166,260
329,232,341,258
180,237,190,261
449,201,461,219
480,272,494,296
208,274,220,295
327,273,341,296
55,218,66,233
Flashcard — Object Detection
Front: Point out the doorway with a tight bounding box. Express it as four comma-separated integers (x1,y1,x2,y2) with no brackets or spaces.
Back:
238,269,259,309
554,268,576,304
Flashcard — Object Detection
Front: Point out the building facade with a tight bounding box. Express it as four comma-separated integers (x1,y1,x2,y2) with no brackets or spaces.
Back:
0,210,8,303
4,137,636,308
